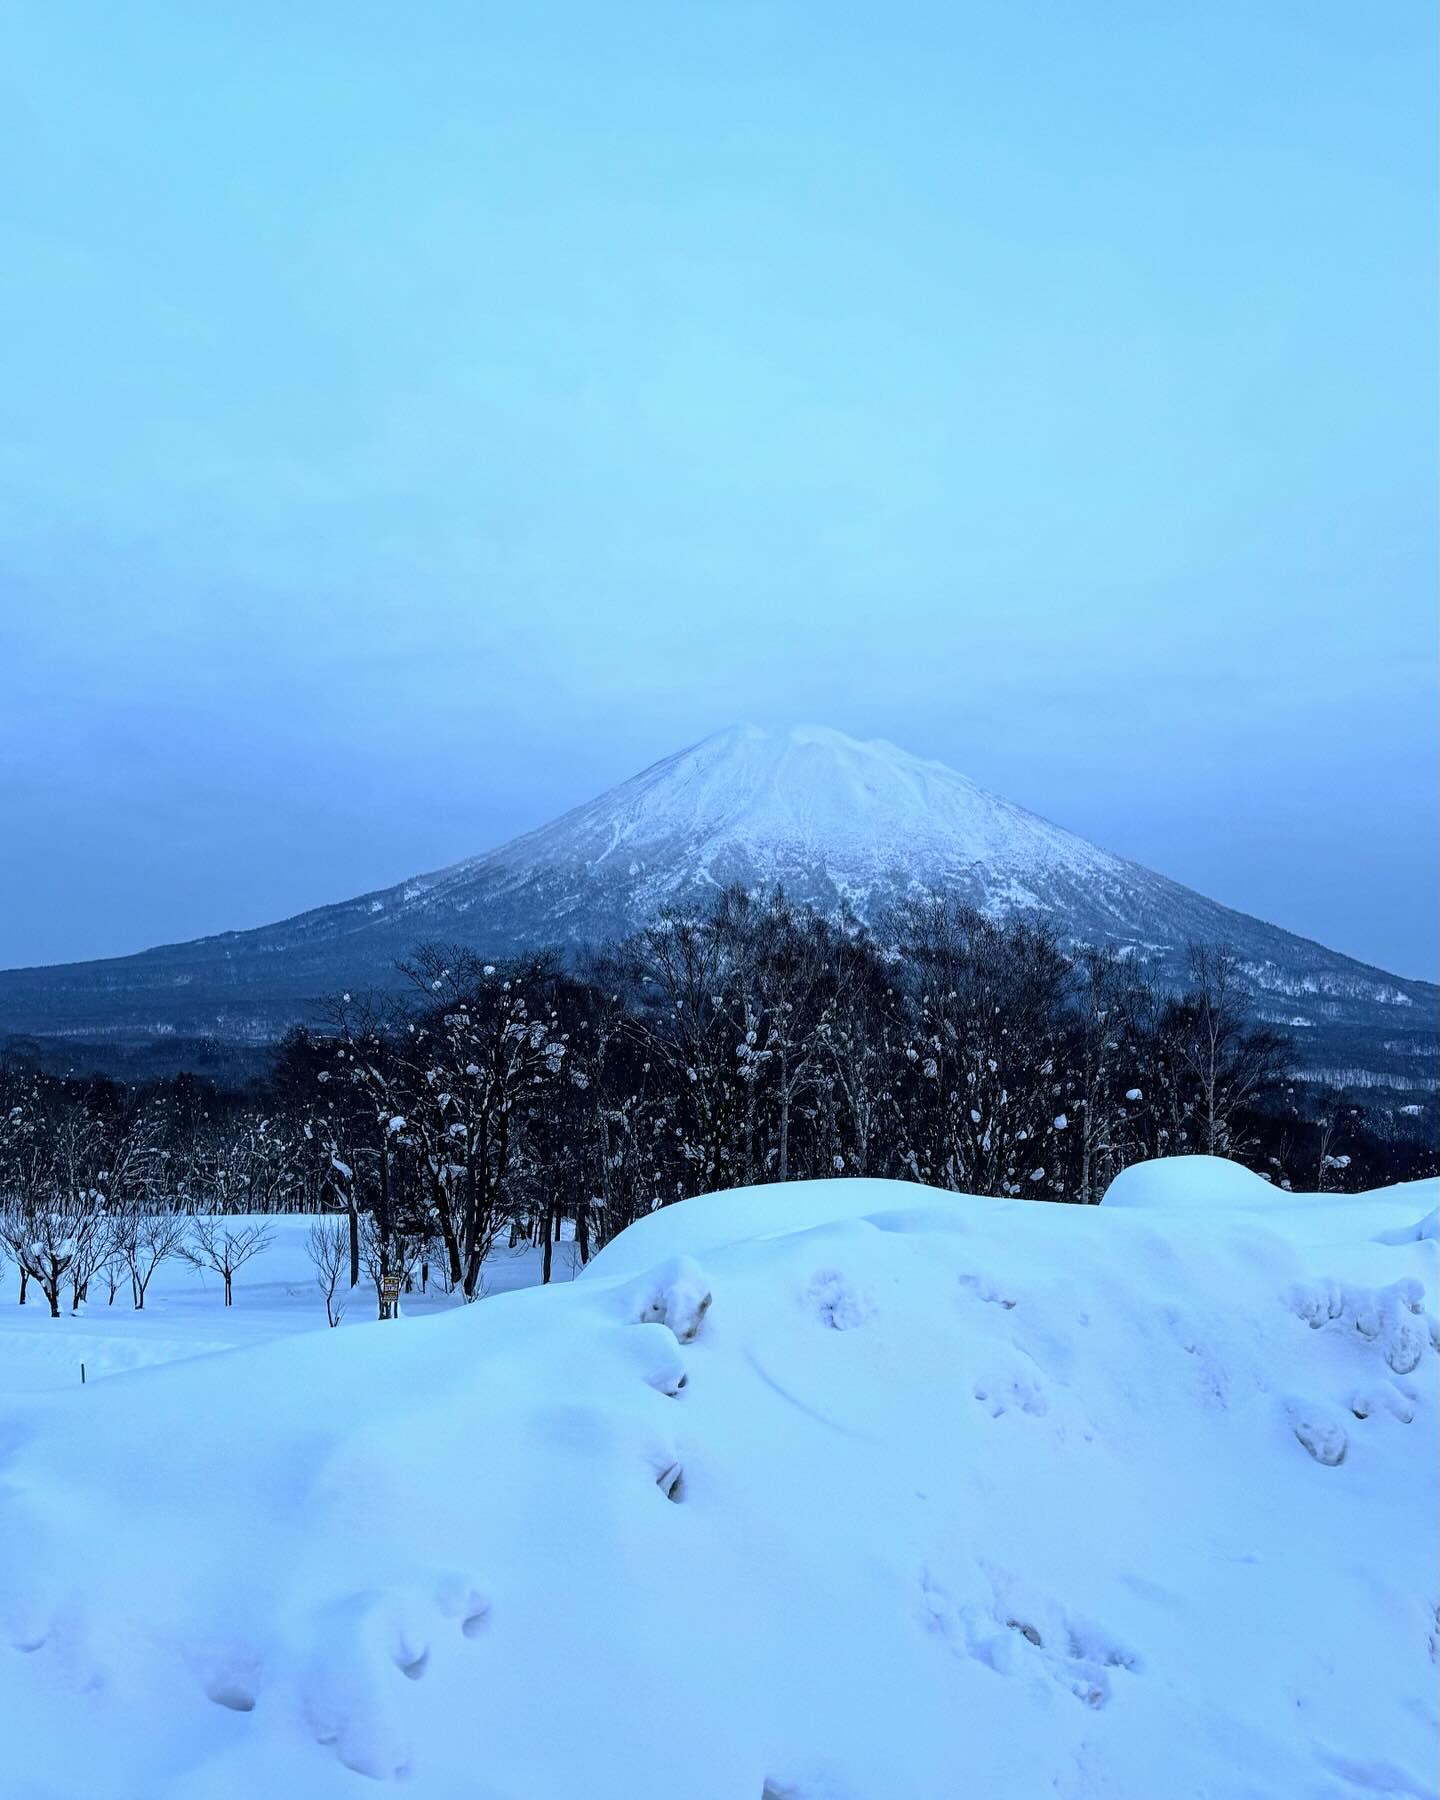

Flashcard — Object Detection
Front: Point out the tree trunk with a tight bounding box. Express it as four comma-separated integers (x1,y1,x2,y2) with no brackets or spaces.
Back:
431,1171,463,1287
441,1222,463,1288
595,1105,615,1247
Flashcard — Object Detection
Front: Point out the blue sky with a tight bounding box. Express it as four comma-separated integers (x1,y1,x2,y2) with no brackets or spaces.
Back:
2,1,1435,978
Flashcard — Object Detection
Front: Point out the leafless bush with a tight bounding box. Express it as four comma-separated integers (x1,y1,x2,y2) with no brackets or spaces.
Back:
306,1216,349,1327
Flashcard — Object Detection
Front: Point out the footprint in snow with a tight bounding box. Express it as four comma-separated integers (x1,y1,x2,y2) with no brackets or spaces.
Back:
297,1576,489,1780
6,1599,49,1655
1289,1277,1438,1377
618,1320,690,1397
972,1371,1048,1419
1285,1398,1348,1467
630,1255,713,1345
1349,1385,1415,1425
804,1269,874,1331
186,1635,265,1714
958,1272,1017,1310
921,1566,1139,1710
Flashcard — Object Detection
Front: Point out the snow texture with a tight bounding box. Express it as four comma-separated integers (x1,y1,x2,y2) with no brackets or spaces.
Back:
0,1159,1434,1798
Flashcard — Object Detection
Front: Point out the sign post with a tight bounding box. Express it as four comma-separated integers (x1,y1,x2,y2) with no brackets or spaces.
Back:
380,1274,402,1320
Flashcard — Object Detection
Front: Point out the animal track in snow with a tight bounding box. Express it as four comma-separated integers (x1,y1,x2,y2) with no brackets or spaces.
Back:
920,1566,1138,1709
1289,1278,1437,1377
958,1272,1017,1310
971,1370,1048,1419
6,1601,48,1655
804,1269,874,1331
1282,1278,1437,1464
1348,1386,1415,1425
298,1575,489,1780
193,1639,263,1713
207,1679,256,1712
434,1574,491,1640
631,1255,713,1344
1163,1308,1233,1410
619,1320,690,1397
1285,1399,1348,1467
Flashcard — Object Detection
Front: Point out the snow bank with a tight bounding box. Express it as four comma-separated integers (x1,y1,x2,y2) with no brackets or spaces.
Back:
580,1173,990,1278
0,1161,1435,1798
1101,1152,1280,1211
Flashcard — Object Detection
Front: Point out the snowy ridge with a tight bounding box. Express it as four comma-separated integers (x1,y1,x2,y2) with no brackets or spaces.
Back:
0,1158,1433,1796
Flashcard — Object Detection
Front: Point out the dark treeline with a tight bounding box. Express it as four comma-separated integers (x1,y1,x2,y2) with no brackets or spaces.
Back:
2,892,1435,1309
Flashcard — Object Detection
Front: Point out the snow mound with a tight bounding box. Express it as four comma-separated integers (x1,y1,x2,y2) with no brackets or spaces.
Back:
1376,1208,1439,1246
1102,1153,1281,1211
582,1173,983,1278
0,1164,1435,1798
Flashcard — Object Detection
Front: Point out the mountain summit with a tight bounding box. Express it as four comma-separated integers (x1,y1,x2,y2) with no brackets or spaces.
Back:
515,723,1123,893
0,723,1433,1086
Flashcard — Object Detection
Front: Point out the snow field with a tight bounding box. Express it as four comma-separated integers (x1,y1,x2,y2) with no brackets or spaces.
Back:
0,1159,1434,1798
0,1222,573,1396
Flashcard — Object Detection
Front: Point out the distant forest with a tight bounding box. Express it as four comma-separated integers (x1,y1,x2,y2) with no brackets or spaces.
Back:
2,891,1435,1307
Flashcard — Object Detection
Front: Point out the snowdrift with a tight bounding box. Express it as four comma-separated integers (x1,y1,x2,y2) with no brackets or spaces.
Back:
0,1161,1435,1799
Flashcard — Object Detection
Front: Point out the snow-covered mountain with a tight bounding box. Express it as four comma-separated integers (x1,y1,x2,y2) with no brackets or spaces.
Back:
0,723,1433,1085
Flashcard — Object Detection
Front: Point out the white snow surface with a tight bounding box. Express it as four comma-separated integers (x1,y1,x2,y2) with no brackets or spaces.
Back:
469,721,1127,896
0,1161,1435,1799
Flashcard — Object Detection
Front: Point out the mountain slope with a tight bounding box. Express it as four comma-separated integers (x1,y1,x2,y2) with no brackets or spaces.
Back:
0,724,1433,1085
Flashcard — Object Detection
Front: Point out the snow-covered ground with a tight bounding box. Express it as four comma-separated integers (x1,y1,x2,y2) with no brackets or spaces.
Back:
0,1160,1434,1799
0,1224,576,1398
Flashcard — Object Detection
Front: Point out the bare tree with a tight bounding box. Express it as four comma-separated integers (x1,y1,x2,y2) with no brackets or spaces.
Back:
0,1192,108,1318
892,899,1069,1195
324,1141,362,1289
624,908,747,1194
387,948,568,1298
181,1217,275,1306
1060,948,1155,1204
750,895,840,1185
0,1082,45,1306
1167,945,1290,1157
48,1105,113,1309
1314,1103,1356,1192
306,1216,349,1327
113,1204,189,1309
100,1248,127,1305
